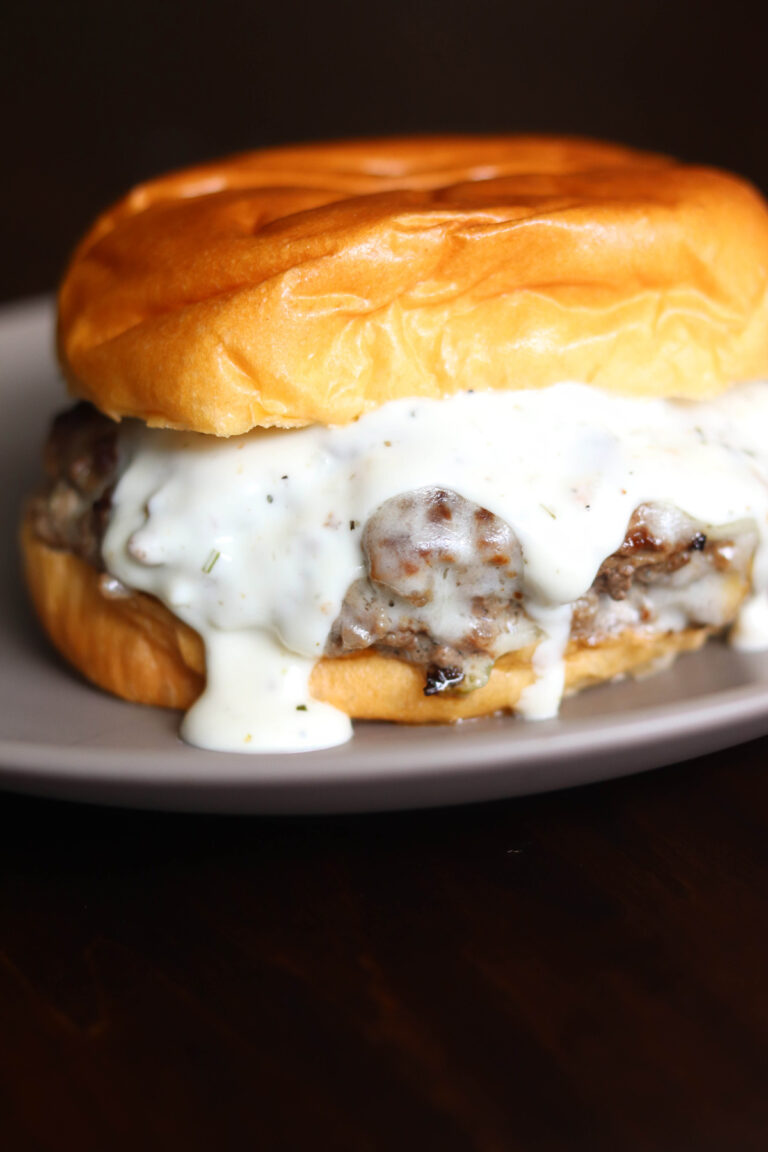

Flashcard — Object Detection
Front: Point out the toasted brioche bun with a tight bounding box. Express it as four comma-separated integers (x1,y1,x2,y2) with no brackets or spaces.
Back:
58,136,768,436
22,514,716,723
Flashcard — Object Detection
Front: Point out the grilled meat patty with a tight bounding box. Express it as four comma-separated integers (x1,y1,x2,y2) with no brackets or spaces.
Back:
32,404,757,696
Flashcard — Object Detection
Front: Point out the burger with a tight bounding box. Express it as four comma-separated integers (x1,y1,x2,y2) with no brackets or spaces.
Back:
21,136,768,752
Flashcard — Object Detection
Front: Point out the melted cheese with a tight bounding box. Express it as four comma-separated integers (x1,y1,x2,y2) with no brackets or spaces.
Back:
102,382,768,752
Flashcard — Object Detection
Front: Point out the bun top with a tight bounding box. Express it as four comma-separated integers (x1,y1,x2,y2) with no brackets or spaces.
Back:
58,136,768,436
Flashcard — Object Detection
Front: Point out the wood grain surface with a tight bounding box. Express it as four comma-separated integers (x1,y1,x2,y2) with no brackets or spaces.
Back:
2,741,768,1151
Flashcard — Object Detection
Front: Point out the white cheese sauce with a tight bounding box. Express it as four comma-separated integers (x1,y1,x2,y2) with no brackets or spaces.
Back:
102,382,768,753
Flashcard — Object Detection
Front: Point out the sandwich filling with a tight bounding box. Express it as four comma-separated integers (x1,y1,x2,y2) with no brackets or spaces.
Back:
31,383,768,752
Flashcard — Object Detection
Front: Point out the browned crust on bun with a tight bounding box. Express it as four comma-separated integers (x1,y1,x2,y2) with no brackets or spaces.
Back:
21,515,712,724
57,135,768,436
21,517,205,709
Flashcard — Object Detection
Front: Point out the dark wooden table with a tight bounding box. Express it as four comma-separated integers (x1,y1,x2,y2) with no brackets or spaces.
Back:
3,741,768,1152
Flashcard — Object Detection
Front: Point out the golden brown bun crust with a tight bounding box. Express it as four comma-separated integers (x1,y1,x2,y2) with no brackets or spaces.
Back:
21,516,711,723
58,135,768,435
21,519,205,710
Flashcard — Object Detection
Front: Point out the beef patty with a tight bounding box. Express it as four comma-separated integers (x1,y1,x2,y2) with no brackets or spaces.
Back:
31,403,757,697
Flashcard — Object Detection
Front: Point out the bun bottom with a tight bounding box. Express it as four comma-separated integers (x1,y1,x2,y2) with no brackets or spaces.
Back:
21,512,711,724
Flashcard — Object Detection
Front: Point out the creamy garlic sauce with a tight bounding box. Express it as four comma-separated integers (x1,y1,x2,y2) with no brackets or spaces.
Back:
102,382,768,752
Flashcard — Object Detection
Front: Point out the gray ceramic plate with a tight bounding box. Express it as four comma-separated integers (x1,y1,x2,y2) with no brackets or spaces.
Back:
3,297,768,813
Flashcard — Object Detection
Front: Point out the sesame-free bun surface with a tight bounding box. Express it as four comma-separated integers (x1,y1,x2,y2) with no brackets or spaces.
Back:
21,517,716,724
58,136,768,436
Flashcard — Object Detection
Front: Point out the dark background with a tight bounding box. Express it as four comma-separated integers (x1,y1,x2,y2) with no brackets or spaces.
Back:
5,3,768,1148
4,0,768,301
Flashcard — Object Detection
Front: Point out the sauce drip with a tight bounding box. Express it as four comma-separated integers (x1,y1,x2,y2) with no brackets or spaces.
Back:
103,382,768,752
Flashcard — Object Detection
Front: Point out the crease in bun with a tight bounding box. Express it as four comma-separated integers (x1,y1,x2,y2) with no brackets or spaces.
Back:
58,136,768,436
